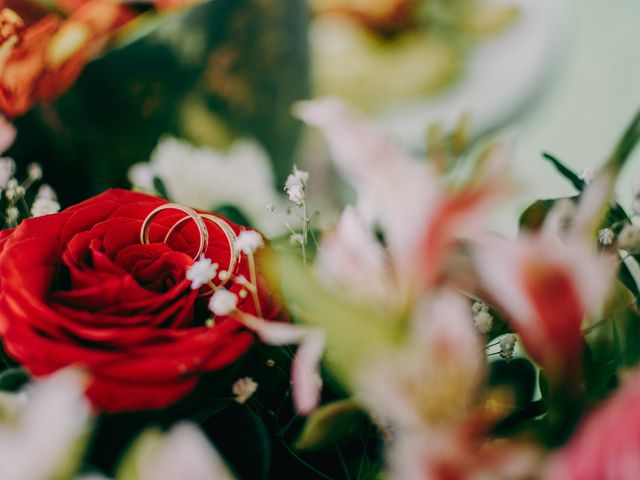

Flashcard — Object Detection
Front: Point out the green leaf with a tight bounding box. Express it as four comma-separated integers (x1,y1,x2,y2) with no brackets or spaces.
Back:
202,403,271,480
0,368,29,392
518,197,575,231
542,152,586,191
275,253,398,389
115,427,164,480
295,399,367,451
605,108,640,173
489,358,536,409
609,285,640,369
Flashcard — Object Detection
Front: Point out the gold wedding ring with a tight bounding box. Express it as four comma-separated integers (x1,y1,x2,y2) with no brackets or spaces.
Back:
140,203,239,291
140,204,208,261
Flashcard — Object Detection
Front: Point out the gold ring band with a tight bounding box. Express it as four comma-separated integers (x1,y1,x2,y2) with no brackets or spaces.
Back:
139,204,208,261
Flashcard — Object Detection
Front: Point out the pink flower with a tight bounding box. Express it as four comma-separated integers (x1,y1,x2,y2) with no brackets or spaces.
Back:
474,229,614,387
359,293,485,429
296,97,510,303
544,370,640,480
390,427,542,480
0,115,15,153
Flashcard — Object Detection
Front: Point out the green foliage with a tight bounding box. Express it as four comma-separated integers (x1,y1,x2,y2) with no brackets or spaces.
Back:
0,368,29,392
295,399,367,451
275,253,398,390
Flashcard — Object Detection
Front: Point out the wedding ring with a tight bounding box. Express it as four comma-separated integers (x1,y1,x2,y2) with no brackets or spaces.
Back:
165,213,239,290
139,204,208,261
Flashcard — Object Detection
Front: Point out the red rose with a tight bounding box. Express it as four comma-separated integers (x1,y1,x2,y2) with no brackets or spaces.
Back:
0,189,280,412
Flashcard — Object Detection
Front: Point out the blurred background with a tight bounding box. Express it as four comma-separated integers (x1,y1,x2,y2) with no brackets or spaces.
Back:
6,0,640,234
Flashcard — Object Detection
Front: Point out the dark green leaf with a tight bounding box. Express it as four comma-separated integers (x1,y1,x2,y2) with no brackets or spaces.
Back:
489,358,536,409
295,399,367,451
202,403,271,480
542,152,585,191
0,368,29,392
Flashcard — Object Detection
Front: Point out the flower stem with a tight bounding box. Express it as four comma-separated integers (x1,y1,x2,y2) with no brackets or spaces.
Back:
301,200,309,267
248,253,263,318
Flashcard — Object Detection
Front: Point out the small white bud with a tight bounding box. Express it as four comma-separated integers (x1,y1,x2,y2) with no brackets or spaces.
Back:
598,228,615,246
499,334,517,362
472,301,489,315
473,310,493,334
186,255,218,289
0,157,15,188
5,206,18,223
36,184,57,201
31,198,60,217
235,230,264,255
4,178,19,200
284,165,309,206
285,183,305,205
266,203,276,212
27,163,42,181
289,233,304,246
232,377,258,404
208,288,238,316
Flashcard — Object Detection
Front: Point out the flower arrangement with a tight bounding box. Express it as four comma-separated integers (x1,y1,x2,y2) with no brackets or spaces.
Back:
0,2,639,480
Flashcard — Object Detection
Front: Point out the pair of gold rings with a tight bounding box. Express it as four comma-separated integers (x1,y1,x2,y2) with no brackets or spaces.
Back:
139,203,239,290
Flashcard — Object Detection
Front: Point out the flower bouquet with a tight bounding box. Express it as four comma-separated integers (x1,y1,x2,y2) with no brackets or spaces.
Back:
1,1,640,480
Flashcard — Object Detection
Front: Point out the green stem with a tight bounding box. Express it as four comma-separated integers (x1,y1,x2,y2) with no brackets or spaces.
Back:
247,253,262,318
301,200,309,267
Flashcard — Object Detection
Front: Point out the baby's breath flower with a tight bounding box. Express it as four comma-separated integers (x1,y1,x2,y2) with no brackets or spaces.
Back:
208,289,238,316
5,206,18,223
617,225,640,251
472,301,488,315
289,233,304,246
473,310,493,334
31,198,60,217
0,157,15,188
4,178,23,201
235,230,264,255
499,334,517,362
27,163,42,181
285,183,305,205
232,377,258,404
598,228,615,246
35,184,57,201
284,165,309,205
266,203,276,212
186,255,218,290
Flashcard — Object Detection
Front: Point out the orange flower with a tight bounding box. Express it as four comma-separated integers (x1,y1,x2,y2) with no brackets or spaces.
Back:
0,0,199,117
311,0,418,32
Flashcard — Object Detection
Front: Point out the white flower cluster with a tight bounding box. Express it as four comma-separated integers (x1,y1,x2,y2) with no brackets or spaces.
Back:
31,184,60,217
232,377,258,404
472,301,493,334
186,255,219,290
499,334,517,362
0,158,59,225
129,137,285,236
598,228,615,246
208,289,238,316
284,165,309,206
235,230,264,255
